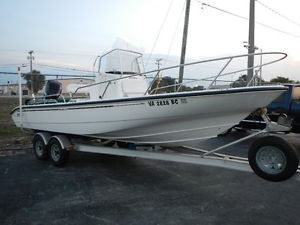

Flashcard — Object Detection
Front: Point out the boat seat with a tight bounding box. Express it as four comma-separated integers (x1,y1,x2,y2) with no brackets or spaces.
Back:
45,80,62,100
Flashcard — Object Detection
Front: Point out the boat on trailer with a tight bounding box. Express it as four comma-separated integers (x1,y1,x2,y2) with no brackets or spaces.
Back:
11,49,299,182
11,50,288,145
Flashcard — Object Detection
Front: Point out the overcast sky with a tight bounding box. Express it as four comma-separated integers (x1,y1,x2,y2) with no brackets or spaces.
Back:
0,0,300,81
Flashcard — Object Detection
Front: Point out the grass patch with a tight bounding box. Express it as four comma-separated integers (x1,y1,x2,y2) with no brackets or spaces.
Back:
0,97,22,136
0,127,22,135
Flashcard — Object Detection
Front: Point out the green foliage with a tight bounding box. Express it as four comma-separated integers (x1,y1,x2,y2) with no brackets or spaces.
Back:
231,75,299,87
150,76,177,93
23,70,45,95
0,127,22,135
180,85,204,92
270,76,295,84
150,76,204,93
230,74,265,88
230,75,247,88
0,97,23,136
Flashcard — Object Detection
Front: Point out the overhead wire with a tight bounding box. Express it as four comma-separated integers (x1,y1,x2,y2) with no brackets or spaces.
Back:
198,1,248,21
34,50,96,57
34,63,94,73
0,49,97,57
145,0,175,67
256,0,300,28
0,71,95,78
0,63,28,68
0,71,18,75
195,0,300,39
166,0,186,63
0,49,27,53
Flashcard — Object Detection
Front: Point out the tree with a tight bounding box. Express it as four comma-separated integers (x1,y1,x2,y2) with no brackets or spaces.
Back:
150,76,177,94
231,75,247,88
230,74,265,88
270,76,295,84
150,76,204,94
180,85,204,92
23,70,45,95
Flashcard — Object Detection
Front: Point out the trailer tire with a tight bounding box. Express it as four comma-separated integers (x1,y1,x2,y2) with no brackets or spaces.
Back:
48,138,69,167
248,136,299,182
32,135,48,160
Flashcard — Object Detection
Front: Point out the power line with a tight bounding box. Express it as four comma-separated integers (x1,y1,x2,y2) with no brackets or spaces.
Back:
196,1,300,39
256,0,300,28
145,0,175,67
0,49,97,57
35,65,88,74
0,72,18,75
0,49,27,53
166,0,186,62
0,63,28,68
0,71,95,78
35,50,96,57
34,63,94,73
256,20,300,39
0,63,94,73
36,74,95,78
199,1,248,21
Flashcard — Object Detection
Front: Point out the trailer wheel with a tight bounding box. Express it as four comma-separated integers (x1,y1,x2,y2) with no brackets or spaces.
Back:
48,138,69,167
248,136,299,182
32,135,48,160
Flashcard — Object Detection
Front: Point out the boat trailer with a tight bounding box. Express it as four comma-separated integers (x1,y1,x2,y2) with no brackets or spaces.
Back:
30,110,299,182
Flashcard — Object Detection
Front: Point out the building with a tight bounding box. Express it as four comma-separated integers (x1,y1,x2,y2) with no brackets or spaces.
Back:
0,83,30,96
0,78,94,97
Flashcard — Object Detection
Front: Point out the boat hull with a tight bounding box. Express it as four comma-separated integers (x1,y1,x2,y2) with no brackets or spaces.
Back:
11,86,287,145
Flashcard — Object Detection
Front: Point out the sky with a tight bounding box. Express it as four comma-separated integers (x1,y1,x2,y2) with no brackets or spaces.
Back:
0,0,300,83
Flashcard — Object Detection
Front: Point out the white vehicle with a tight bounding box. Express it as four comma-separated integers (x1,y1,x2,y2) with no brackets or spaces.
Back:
11,49,299,182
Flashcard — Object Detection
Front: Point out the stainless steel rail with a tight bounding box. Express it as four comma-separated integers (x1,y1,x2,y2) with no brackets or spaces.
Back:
71,51,287,100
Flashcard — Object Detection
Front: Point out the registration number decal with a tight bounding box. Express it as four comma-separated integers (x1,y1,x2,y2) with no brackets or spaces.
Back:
148,98,187,107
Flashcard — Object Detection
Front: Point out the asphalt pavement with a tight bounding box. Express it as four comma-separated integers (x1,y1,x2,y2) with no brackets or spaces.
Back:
1,131,300,225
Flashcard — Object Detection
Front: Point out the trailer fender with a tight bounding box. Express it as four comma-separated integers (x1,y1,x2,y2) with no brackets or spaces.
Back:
34,132,52,146
50,135,74,150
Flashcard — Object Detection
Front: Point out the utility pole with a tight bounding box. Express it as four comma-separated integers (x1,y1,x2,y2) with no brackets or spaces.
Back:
27,50,35,97
247,0,255,85
178,0,191,87
27,50,34,72
7,81,10,96
155,58,162,70
154,58,163,94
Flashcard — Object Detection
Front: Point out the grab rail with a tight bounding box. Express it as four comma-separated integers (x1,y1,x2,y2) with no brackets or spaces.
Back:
147,52,287,94
101,81,111,99
207,58,233,89
71,52,287,100
144,71,160,95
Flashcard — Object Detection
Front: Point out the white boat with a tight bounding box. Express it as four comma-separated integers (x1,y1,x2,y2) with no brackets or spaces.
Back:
11,49,288,145
9,0,299,182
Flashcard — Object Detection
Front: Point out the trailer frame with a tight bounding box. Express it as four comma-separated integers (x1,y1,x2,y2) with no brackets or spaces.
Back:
31,113,300,182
